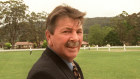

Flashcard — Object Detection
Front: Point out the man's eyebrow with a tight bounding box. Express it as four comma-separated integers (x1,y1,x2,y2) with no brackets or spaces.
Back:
62,27,72,30
77,27,83,30
66,27,73,30
61,27,83,31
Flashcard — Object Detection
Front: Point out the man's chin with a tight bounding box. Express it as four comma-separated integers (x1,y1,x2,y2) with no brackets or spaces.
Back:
63,47,79,62
67,48,79,57
67,53,77,62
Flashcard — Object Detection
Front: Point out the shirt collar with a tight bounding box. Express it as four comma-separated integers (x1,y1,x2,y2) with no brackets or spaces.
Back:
62,59,73,71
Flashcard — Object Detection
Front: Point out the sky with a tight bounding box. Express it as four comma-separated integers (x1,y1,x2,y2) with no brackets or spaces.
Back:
2,0,140,18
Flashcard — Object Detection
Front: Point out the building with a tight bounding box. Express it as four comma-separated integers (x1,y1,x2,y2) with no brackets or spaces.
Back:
15,42,33,49
81,41,89,47
0,42,4,48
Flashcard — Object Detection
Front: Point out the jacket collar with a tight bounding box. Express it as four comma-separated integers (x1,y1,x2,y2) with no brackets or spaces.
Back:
45,46,76,79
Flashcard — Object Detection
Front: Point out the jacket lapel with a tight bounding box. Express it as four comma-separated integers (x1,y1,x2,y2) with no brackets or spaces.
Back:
45,47,76,79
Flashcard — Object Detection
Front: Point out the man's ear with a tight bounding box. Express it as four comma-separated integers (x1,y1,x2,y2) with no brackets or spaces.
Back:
45,30,50,41
45,30,53,46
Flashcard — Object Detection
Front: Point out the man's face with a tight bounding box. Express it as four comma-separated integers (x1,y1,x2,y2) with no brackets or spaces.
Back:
46,16,83,62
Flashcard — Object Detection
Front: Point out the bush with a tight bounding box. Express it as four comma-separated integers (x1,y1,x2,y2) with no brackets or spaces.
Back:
33,43,37,48
42,40,47,48
4,43,12,49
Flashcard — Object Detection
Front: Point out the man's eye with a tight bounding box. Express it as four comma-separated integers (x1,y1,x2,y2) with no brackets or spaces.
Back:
77,31,82,34
63,31,71,33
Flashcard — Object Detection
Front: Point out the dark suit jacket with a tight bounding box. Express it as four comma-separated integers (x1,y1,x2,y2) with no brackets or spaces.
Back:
27,47,84,79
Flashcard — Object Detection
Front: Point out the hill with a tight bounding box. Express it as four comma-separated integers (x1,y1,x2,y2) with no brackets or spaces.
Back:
83,17,113,34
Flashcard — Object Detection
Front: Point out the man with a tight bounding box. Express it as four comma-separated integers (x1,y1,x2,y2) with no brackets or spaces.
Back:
29,46,32,55
27,5,86,79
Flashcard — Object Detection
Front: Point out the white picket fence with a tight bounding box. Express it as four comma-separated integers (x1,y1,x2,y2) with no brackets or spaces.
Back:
0,48,45,52
81,45,140,51
0,45,140,52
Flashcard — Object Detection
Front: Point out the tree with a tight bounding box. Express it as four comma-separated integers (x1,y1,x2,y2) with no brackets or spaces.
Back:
111,11,128,44
26,12,47,48
0,0,28,48
83,34,88,42
111,11,140,45
88,24,112,46
103,30,122,46
83,17,112,34
127,13,140,45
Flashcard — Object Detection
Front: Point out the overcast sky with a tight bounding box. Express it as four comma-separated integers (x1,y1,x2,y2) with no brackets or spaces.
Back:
2,0,140,18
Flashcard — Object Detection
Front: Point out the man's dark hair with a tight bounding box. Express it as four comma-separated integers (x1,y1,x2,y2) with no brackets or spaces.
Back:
46,5,86,34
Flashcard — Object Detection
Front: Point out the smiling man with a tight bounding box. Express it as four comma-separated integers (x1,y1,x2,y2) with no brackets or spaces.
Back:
27,5,86,79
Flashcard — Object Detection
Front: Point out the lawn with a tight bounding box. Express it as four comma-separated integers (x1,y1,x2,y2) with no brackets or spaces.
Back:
77,50,140,79
0,50,140,79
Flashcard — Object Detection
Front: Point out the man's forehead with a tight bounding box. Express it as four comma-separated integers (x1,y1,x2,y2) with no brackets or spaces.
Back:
56,16,81,25
62,25,83,30
54,16,83,30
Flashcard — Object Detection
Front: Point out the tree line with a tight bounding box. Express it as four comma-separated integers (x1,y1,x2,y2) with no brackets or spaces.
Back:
85,11,140,46
0,0,140,49
0,0,47,48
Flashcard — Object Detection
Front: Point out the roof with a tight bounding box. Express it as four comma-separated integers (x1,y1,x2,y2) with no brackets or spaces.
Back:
82,41,89,45
15,42,33,46
0,42,4,45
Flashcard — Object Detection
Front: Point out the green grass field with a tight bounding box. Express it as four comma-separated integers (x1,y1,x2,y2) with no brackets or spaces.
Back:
0,50,140,79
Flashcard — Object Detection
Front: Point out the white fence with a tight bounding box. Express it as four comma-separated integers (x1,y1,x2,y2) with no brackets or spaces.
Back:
0,45,140,52
80,45,140,51
0,48,45,52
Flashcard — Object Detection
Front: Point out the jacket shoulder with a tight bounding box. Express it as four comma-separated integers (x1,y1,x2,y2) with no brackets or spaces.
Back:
27,48,74,79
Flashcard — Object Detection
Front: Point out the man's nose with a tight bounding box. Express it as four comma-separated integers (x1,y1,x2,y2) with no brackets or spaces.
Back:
70,32,78,41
